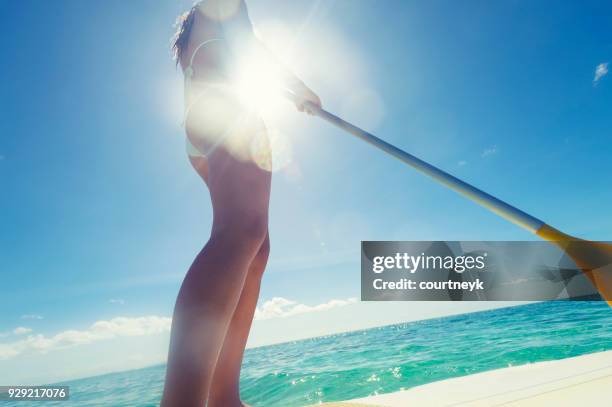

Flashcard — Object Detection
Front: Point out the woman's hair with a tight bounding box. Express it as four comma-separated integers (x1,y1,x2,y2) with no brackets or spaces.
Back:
171,6,198,66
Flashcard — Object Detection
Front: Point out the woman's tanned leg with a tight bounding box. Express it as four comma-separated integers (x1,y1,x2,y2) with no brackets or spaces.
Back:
161,144,271,407
208,233,270,407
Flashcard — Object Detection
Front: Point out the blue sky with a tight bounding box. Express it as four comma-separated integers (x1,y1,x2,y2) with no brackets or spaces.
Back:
0,0,611,383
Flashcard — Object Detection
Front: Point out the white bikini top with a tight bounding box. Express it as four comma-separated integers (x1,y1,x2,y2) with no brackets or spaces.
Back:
183,38,232,158
183,38,226,126
184,38,223,84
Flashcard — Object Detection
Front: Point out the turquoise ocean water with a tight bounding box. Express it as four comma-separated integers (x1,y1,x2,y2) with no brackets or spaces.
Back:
7,301,612,406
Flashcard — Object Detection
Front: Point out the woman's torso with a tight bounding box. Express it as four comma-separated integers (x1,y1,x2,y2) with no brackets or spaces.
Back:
181,1,268,165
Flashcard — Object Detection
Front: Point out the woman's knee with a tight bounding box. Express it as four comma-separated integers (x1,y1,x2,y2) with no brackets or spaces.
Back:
212,214,268,252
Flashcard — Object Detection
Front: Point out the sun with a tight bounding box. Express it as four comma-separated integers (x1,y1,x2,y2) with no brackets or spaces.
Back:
234,53,285,112
233,47,288,119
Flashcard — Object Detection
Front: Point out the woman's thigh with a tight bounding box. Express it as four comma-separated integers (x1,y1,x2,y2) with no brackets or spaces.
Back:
207,144,271,230
189,156,209,184
186,89,272,236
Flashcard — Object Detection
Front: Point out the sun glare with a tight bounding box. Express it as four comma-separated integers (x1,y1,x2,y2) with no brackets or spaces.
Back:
185,17,375,174
229,43,297,172
234,52,287,118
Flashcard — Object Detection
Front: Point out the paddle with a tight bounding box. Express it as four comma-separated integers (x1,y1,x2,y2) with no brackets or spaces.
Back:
287,93,612,304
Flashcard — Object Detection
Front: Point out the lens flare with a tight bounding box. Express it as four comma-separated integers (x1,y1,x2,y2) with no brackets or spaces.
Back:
233,52,286,118
199,0,241,21
229,41,299,171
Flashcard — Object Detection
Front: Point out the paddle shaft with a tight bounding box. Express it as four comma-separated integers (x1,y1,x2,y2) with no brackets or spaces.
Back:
289,97,612,304
305,102,545,234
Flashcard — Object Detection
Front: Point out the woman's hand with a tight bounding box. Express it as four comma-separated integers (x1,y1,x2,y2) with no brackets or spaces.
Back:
292,82,321,115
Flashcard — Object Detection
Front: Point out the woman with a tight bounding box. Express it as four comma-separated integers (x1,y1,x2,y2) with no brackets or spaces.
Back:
162,1,321,406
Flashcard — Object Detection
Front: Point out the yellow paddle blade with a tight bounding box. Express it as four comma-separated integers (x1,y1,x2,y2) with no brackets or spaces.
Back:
537,224,612,306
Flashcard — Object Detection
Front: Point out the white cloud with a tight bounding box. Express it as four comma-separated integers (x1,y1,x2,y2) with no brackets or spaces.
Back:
109,299,125,305
481,146,498,158
594,62,608,84
0,344,20,359
2,298,357,360
254,297,358,321
21,314,43,320
13,327,32,335
0,316,171,360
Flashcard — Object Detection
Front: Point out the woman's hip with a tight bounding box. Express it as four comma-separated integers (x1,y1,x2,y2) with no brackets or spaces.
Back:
184,85,271,170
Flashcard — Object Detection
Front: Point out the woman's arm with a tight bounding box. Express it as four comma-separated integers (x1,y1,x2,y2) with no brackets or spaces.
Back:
253,41,322,114
210,0,321,113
